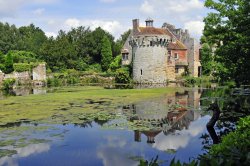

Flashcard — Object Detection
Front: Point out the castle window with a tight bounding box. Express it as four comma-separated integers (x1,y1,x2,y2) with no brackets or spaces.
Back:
168,50,171,55
122,53,129,60
174,53,179,60
199,49,201,61
141,69,143,75
150,41,153,46
175,68,179,73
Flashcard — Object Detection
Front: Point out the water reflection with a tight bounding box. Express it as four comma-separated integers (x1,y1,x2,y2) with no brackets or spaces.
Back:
97,136,138,166
0,143,50,166
152,116,209,151
1,87,232,166
122,89,203,145
0,87,46,98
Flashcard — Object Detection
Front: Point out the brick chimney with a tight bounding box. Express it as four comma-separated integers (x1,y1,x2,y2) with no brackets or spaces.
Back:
132,19,139,34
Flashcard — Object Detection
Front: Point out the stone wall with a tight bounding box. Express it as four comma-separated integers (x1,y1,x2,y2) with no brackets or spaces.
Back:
33,64,46,81
132,35,170,84
163,23,201,77
0,71,4,84
0,63,46,86
166,66,175,81
4,71,31,84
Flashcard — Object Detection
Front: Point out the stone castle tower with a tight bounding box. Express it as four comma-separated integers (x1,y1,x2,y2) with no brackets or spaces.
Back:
122,18,201,84
129,18,174,84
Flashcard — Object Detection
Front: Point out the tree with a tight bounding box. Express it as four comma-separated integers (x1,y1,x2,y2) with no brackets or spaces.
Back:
4,52,14,73
101,35,113,71
18,24,47,54
109,55,122,72
203,0,250,84
113,29,131,57
201,42,213,75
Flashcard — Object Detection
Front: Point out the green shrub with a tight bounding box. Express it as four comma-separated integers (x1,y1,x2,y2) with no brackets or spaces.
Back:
115,68,131,84
109,55,121,72
87,64,102,73
199,116,250,165
2,78,16,90
47,77,63,87
184,76,196,85
0,64,5,72
13,63,31,72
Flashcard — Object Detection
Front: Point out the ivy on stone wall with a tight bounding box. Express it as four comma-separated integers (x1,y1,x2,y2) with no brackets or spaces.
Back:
13,63,31,72
13,62,44,72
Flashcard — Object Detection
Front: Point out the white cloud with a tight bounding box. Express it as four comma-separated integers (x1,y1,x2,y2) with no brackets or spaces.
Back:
32,8,45,15
65,18,80,28
140,0,154,15
0,143,50,166
100,0,116,3
184,20,205,39
48,19,56,25
0,0,58,18
140,0,203,15
152,115,209,151
64,18,126,39
139,0,206,39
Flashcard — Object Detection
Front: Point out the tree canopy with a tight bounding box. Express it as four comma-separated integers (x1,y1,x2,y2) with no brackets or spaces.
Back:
0,22,130,73
203,0,250,84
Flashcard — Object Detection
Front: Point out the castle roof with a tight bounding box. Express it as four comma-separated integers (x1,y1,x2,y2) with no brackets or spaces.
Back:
138,27,172,36
168,40,187,50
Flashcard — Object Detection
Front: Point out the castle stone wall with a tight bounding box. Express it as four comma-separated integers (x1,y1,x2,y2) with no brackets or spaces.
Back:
166,66,175,81
132,37,169,84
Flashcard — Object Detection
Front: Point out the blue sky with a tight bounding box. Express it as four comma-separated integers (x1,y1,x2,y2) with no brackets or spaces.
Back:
0,0,210,40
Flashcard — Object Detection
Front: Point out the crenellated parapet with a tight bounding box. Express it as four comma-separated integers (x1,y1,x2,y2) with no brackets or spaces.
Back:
129,36,170,48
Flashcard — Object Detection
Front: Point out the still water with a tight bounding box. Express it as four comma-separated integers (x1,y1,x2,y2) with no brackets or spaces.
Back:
0,87,223,166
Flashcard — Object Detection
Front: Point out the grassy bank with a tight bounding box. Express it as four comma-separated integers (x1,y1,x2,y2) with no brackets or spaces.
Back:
0,86,178,126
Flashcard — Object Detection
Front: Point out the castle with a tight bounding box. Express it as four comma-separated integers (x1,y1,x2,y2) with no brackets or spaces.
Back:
121,18,201,84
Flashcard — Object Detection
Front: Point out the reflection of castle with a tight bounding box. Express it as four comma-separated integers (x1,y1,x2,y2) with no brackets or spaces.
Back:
122,89,202,143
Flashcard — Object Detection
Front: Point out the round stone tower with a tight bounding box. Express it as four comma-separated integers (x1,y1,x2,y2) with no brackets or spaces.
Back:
129,18,171,84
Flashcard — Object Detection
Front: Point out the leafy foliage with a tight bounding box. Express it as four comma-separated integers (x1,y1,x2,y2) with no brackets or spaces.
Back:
0,21,131,76
13,63,31,72
203,0,250,84
200,116,250,166
115,67,131,84
101,35,113,71
4,52,13,73
109,54,122,72
2,78,15,90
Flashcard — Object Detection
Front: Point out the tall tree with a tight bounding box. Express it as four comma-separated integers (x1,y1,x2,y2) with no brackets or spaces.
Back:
18,24,48,54
101,35,113,71
4,52,14,73
203,0,250,84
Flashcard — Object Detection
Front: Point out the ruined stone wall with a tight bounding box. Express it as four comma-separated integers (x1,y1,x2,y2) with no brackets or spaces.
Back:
0,63,46,86
0,72,4,84
132,35,170,84
4,71,31,85
32,64,46,81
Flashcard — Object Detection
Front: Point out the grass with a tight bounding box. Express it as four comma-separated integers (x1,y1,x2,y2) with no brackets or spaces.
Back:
0,86,179,126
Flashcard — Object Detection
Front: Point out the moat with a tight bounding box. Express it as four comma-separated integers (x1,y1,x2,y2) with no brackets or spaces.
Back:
0,86,246,166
